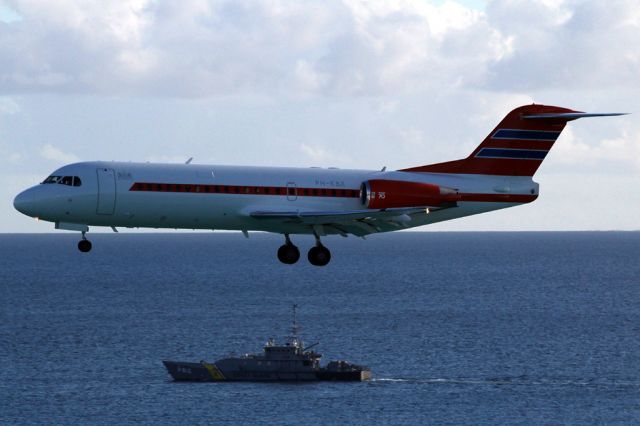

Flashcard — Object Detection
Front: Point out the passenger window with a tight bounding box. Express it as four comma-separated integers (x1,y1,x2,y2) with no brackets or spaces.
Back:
73,177,82,187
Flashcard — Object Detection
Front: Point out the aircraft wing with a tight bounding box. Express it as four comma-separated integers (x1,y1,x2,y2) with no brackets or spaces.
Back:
249,205,455,236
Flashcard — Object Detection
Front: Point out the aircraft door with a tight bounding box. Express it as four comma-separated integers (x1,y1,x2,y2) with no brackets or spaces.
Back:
286,182,297,201
96,168,116,215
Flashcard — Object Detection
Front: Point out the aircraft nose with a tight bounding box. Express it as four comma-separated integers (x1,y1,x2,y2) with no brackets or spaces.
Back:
13,188,37,217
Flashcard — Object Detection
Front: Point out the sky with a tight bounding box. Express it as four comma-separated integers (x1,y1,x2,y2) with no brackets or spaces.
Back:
1,0,639,233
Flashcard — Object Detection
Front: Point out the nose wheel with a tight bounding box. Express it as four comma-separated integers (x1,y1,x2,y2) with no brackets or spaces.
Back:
78,232,92,253
277,234,300,264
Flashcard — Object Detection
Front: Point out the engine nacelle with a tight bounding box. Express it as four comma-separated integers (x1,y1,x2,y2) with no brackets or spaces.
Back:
360,179,459,209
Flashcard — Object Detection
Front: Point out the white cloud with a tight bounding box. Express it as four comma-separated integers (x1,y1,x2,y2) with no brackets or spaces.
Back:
298,142,355,167
0,3,22,23
293,60,328,93
8,152,22,164
552,127,640,171
0,97,20,114
300,144,333,163
39,144,79,164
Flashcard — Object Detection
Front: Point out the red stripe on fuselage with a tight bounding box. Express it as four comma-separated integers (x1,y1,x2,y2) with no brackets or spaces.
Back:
129,182,361,198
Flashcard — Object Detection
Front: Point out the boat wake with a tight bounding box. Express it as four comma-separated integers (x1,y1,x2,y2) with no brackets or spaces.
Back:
371,377,640,387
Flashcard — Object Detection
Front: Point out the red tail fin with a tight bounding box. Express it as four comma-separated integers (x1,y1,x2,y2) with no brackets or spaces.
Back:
402,104,579,176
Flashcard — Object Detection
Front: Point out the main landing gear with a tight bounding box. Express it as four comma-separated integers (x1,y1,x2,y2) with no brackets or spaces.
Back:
78,231,92,253
277,234,331,267
277,234,300,265
308,233,331,267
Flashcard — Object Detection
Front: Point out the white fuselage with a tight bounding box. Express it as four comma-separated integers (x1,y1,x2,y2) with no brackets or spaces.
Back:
14,161,538,235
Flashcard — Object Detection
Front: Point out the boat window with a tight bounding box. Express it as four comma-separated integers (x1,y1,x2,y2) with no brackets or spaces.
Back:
42,175,61,184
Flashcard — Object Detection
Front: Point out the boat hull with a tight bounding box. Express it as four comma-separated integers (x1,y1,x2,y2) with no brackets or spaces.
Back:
163,360,370,382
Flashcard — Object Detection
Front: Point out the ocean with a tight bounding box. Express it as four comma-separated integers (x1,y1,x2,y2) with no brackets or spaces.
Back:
1,232,639,424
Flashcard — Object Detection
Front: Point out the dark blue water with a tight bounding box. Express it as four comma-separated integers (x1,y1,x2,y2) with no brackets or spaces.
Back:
1,232,639,424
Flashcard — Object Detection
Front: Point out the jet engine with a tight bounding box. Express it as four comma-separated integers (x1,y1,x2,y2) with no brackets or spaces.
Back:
360,179,459,209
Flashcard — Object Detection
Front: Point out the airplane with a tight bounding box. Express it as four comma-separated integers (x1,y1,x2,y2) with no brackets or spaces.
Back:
13,104,626,266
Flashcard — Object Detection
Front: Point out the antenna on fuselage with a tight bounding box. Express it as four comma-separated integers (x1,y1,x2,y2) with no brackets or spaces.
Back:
185,157,193,164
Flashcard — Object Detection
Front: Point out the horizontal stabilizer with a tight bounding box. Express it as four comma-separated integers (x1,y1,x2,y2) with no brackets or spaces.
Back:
522,112,629,121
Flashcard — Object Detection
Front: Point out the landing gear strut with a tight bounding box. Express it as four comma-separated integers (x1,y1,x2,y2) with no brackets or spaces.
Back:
78,231,92,253
277,234,300,264
307,233,331,267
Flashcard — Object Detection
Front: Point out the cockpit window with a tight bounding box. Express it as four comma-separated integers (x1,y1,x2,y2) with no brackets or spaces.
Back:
42,176,61,184
41,175,82,186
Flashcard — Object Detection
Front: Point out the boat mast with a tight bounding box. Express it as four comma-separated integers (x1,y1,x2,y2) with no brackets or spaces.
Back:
291,304,300,337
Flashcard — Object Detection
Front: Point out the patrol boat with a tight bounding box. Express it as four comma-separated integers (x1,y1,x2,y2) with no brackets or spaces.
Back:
163,305,371,382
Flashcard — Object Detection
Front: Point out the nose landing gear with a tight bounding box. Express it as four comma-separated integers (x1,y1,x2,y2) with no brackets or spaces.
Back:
78,231,92,253
277,234,300,264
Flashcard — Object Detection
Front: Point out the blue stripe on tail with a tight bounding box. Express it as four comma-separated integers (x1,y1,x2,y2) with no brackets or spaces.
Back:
475,148,548,160
492,129,560,141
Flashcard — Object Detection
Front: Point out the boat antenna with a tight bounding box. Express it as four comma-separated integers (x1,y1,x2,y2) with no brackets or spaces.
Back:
291,304,300,337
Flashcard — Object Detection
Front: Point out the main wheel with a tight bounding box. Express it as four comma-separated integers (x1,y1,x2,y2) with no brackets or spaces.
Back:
308,245,331,266
277,244,300,264
78,239,92,253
